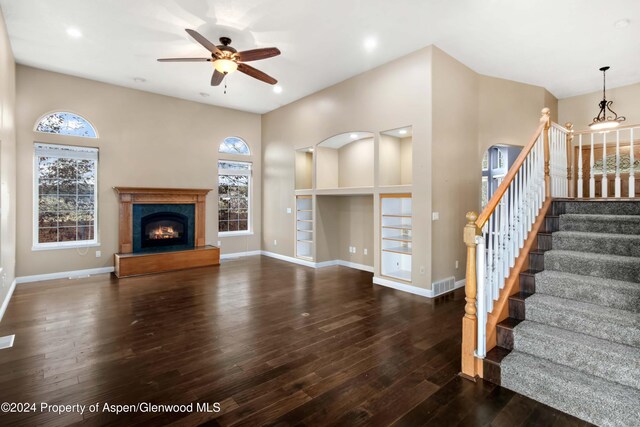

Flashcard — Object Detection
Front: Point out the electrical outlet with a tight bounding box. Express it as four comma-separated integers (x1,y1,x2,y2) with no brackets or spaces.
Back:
432,212,440,221
420,266,425,274
364,248,367,255
217,240,221,246
274,240,277,246
353,247,357,254
455,260,459,269
95,250,101,258
286,207,292,214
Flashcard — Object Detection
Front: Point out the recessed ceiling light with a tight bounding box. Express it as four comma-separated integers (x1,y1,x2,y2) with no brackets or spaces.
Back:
199,92,210,97
399,129,407,135
66,27,82,38
273,85,283,94
364,37,377,52
614,19,630,28
133,77,146,83
350,133,358,139
308,148,314,152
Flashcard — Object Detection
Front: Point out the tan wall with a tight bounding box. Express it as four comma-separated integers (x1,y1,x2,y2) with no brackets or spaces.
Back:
338,138,374,188
262,47,433,287
294,150,312,190
400,137,412,185
15,66,262,276
0,7,17,307
379,135,401,186
315,147,339,189
559,82,640,132
431,47,479,282
314,196,339,262
337,196,374,266
478,75,558,156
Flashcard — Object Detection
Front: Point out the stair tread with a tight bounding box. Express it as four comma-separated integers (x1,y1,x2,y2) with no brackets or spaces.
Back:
536,269,640,293
509,291,534,302
513,320,640,389
521,268,543,276
561,213,640,221
525,293,640,348
485,346,510,364
553,230,640,240
501,351,640,427
546,249,640,262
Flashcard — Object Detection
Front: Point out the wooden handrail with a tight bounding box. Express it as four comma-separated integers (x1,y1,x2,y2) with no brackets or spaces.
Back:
475,108,551,228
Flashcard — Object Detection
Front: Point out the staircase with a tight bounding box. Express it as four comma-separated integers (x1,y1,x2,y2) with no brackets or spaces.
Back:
486,199,640,427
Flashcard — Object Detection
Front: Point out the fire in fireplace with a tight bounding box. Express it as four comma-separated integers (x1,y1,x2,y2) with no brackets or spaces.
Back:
141,212,188,248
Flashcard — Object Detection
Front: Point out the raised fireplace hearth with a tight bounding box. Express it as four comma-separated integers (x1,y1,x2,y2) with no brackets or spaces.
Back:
113,187,219,277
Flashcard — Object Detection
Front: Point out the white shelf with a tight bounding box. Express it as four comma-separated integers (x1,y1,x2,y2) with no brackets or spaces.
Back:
297,229,313,233
383,246,412,255
381,194,412,283
382,224,412,230
297,239,313,244
383,235,412,242
297,219,313,223
296,196,314,260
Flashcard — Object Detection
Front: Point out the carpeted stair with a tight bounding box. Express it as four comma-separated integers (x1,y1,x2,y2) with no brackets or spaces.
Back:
499,200,640,427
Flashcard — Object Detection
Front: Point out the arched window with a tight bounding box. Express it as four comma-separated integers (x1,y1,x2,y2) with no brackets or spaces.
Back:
35,112,97,138
219,137,250,155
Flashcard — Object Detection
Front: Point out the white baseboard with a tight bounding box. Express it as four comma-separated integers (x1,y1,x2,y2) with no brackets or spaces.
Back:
336,260,374,273
373,276,434,297
261,251,319,268
0,279,17,323
455,279,466,290
220,250,262,260
16,267,115,284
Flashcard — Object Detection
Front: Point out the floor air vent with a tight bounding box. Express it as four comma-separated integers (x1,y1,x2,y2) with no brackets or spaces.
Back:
432,276,455,297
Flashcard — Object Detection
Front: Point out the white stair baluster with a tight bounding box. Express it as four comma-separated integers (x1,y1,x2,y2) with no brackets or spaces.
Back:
602,132,608,197
630,128,635,197
615,130,621,198
590,134,595,198
577,134,583,198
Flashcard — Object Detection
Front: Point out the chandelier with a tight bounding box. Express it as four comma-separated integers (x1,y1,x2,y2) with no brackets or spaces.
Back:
589,66,626,130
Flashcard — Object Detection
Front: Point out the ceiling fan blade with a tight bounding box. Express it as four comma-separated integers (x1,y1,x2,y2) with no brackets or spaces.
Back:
185,29,222,56
237,63,277,85
238,47,281,62
157,58,211,62
211,69,225,86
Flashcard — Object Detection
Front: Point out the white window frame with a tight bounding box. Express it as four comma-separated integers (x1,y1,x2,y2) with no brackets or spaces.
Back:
33,142,99,250
218,160,252,237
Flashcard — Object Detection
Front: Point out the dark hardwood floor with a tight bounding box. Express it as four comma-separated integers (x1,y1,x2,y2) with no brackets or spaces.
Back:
0,256,590,426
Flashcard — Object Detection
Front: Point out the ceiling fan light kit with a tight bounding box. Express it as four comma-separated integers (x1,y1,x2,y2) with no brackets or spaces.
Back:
589,66,626,130
157,29,280,88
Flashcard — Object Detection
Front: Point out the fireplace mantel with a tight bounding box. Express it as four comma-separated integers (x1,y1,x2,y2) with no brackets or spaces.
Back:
114,187,212,254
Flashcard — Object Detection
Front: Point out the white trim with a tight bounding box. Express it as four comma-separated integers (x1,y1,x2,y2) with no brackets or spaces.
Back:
31,242,101,251
220,250,262,260
336,260,374,272
455,279,466,290
16,267,114,284
219,231,254,237
0,279,17,323
261,251,318,268
373,276,434,297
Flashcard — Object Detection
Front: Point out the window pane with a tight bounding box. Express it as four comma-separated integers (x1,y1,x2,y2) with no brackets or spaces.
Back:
238,220,248,231
39,228,58,243
218,221,229,232
218,160,250,233
35,144,98,246
218,137,250,155
36,112,97,138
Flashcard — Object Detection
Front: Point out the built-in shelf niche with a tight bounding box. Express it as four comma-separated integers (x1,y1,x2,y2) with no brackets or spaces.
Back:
295,147,314,190
380,193,412,282
316,131,374,189
379,126,412,186
296,195,313,260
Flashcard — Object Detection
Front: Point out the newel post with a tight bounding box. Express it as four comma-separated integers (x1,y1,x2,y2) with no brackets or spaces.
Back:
461,211,479,380
542,108,551,199
566,122,574,198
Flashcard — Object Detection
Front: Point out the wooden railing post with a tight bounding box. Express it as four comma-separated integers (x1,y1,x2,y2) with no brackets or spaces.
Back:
566,122,574,197
461,211,479,380
542,108,551,198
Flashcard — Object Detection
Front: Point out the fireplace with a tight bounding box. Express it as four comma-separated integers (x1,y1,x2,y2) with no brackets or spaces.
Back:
114,187,218,278
141,212,188,248
132,203,195,253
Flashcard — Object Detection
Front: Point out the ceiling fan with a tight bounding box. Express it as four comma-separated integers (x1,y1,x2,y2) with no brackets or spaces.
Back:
158,29,280,86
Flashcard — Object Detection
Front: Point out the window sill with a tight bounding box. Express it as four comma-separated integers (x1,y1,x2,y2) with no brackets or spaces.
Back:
32,242,101,251
219,231,254,237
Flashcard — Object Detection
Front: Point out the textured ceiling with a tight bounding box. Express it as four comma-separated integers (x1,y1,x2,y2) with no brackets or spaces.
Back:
1,0,639,114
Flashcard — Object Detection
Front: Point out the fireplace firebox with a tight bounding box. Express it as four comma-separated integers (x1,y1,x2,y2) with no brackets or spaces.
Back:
140,212,188,248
